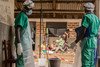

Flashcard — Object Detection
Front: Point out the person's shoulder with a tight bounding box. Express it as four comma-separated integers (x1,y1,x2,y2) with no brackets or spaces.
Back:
84,13,98,19
86,13,96,17
89,14,99,20
92,14,99,18
15,12,27,21
21,12,28,18
83,14,88,18
84,13,91,17
18,12,28,18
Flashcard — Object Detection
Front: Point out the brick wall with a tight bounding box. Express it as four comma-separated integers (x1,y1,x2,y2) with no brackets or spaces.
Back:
67,22,80,38
35,21,81,48
35,22,46,49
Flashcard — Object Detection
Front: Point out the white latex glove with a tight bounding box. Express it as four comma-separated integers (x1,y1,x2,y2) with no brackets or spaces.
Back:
70,42,77,49
12,44,17,59
12,36,17,59
17,43,23,55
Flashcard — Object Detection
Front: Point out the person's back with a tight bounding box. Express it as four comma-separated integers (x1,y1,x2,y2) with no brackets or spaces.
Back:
81,13,100,49
83,13,100,38
70,3,100,67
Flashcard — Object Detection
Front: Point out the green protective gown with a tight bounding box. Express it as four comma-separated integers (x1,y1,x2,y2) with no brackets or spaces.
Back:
80,13,100,67
15,11,35,67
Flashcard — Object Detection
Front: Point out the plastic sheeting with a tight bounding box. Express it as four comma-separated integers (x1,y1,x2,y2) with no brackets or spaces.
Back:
48,28,66,36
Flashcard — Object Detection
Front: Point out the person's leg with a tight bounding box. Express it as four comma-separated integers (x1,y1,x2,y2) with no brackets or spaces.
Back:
63,44,69,51
90,49,95,67
81,48,91,67
59,46,64,52
55,46,60,52
94,48,97,67
16,54,24,67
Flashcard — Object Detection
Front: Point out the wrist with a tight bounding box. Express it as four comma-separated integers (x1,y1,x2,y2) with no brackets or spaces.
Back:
74,41,77,44
17,41,21,43
17,42,21,44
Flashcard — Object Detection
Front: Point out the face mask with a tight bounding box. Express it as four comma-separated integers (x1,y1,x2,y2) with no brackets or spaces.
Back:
26,10,33,15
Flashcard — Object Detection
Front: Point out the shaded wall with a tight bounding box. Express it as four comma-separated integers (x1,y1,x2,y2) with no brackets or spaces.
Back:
0,0,14,67
0,23,10,67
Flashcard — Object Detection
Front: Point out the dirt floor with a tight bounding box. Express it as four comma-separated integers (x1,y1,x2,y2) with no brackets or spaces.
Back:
34,49,76,64
34,38,76,63
34,38,82,67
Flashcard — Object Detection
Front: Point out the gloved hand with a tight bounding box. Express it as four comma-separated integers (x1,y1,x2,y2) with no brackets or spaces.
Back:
17,43,23,55
70,42,77,49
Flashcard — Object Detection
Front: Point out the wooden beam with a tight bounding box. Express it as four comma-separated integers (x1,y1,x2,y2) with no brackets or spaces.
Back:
15,9,84,12
29,18,82,23
16,0,95,3
56,0,95,3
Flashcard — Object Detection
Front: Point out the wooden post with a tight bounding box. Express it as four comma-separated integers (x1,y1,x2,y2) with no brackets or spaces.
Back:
96,0,100,67
53,0,56,18
39,0,43,58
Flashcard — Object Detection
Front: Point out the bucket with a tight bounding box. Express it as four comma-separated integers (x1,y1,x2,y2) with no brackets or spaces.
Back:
49,58,61,67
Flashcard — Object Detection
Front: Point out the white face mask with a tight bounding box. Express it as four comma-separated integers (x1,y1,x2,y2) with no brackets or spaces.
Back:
26,10,33,15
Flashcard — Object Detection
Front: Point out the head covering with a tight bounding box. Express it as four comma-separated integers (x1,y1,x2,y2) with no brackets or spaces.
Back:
23,0,34,8
84,2,95,11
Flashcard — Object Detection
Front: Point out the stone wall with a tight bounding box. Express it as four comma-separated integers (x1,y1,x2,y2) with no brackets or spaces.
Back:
0,0,14,67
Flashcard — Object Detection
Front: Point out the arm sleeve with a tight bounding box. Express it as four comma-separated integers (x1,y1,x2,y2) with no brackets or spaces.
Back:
15,14,25,29
81,15,89,28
